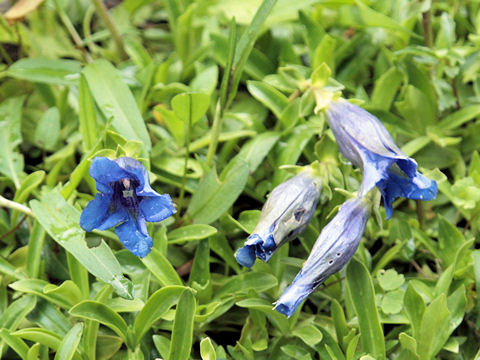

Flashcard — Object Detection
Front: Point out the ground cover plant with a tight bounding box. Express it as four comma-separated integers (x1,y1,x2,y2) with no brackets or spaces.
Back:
0,0,480,359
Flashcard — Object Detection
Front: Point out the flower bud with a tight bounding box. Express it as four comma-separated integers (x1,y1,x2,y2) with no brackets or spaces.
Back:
235,170,321,268
274,197,370,317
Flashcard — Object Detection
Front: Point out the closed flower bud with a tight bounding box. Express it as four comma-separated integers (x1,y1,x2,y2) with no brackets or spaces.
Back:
235,170,321,268
274,197,370,317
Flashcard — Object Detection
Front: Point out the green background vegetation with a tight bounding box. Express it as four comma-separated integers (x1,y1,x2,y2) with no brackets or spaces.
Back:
0,0,480,359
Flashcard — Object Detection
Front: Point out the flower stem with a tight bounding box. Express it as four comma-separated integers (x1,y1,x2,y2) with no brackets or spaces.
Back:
91,0,128,59
54,0,93,63
416,200,425,229
205,100,223,168
422,9,433,48
0,196,34,218
177,113,192,219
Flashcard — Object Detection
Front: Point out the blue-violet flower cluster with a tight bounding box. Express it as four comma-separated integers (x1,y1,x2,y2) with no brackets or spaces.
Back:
80,157,176,258
234,97,438,317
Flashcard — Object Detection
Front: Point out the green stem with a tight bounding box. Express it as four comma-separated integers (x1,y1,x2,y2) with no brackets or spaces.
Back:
177,112,192,219
54,0,93,63
416,200,425,229
205,100,223,168
422,9,433,48
0,196,34,218
91,0,128,59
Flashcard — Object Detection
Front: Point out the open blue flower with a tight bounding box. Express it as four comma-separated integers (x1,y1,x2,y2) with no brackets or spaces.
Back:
274,197,370,317
235,170,321,268
326,99,437,218
80,157,176,258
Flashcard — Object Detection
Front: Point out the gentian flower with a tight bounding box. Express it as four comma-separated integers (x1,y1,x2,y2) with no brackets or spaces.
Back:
80,157,176,258
235,170,321,268
326,99,437,218
274,197,370,317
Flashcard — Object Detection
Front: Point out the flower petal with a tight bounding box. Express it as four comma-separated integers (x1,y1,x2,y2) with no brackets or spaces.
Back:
114,157,159,197
96,207,129,231
90,157,130,194
139,194,176,222
274,198,370,317
378,169,438,219
80,193,111,232
114,214,153,258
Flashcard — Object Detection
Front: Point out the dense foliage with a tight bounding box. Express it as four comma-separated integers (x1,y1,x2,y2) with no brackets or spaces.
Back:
1,0,480,359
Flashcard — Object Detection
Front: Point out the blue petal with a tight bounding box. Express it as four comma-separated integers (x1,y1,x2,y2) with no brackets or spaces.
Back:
114,157,159,197
96,207,129,231
235,232,276,267
139,194,176,222
90,157,130,194
378,169,438,219
114,214,153,258
235,245,256,268
273,283,311,317
80,193,111,232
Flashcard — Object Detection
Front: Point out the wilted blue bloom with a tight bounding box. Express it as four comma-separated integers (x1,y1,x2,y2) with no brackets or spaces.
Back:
235,170,321,268
274,197,370,317
326,99,437,218
80,157,176,258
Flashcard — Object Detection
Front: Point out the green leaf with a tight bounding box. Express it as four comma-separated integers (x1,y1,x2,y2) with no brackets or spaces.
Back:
247,81,288,119
34,107,61,150
377,269,405,291
0,96,25,188
346,259,385,360
78,74,98,152
404,283,425,340
313,36,336,75
83,59,151,152
188,156,250,224
438,104,480,131
142,248,183,286
12,328,63,352
417,294,450,359
171,92,210,125
7,58,81,85
0,329,29,359
69,301,129,344
168,289,196,360
0,295,36,330
236,132,280,173
338,2,416,36
54,323,84,360
133,285,187,344
189,239,212,302
215,272,278,298
227,0,278,107
13,170,45,205
9,280,77,309
167,224,218,244
381,290,404,315
370,67,403,110
292,324,323,347
30,190,134,299
200,337,217,360
396,85,435,133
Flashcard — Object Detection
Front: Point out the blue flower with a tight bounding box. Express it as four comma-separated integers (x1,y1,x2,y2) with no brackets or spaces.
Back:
235,170,321,268
274,197,370,317
326,99,437,218
79,157,176,258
